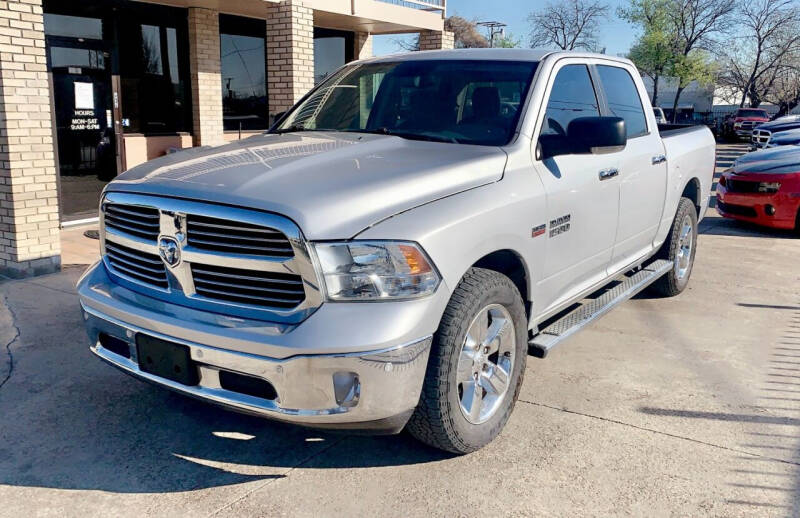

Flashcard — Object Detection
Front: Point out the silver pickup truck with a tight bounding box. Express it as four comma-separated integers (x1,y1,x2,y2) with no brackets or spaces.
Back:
78,49,715,454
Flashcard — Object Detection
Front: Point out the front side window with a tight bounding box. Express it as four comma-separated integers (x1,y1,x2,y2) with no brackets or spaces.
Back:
119,9,190,134
277,60,538,147
220,15,267,131
540,64,599,137
596,65,647,138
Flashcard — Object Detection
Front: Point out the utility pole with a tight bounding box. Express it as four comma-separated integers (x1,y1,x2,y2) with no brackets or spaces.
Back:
477,21,507,48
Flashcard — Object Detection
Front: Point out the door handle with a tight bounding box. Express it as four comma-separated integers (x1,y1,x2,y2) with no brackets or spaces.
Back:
598,168,619,180
652,154,666,165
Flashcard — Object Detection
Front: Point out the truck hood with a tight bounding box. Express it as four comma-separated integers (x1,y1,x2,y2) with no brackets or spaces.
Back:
732,145,800,175
108,132,508,239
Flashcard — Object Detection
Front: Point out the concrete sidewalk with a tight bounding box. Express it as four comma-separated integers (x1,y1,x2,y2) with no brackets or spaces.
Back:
0,212,798,517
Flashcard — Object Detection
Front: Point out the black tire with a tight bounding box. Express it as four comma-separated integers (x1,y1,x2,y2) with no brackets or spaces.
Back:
794,207,800,236
406,267,527,454
649,197,698,297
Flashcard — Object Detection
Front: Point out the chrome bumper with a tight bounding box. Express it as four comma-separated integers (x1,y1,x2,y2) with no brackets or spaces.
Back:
85,305,431,431
78,261,447,432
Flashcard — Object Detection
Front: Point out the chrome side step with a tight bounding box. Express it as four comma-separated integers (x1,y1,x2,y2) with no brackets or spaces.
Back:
528,259,673,358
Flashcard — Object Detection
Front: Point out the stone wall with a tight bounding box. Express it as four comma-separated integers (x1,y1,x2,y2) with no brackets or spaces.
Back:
188,7,224,147
0,0,60,278
266,0,314,122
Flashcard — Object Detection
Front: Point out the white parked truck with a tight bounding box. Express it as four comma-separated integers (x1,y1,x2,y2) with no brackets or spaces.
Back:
78,49,715,454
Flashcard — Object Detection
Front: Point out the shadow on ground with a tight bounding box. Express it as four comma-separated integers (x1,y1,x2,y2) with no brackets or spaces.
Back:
639,300,800,513
0,269,451,496
699,216,797,239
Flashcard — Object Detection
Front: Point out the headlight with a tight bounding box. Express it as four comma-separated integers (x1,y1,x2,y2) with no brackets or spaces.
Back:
758,181,780,193
312,241,440,301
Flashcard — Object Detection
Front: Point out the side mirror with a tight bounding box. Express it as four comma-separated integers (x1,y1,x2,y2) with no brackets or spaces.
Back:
567,116,626,155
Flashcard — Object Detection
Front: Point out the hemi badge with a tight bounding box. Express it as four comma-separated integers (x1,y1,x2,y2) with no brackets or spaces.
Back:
532,224,546,238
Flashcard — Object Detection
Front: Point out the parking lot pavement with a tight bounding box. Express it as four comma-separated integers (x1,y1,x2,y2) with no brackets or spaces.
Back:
1,145,799,517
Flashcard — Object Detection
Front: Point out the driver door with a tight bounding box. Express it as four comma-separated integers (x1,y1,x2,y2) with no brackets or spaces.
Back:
532,63,621,314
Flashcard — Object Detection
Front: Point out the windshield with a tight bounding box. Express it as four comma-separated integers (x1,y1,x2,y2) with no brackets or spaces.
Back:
274,60,538,146
737,109,768,118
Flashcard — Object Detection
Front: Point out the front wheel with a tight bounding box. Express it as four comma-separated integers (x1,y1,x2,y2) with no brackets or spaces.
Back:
650,197,698,297
406,268,527,454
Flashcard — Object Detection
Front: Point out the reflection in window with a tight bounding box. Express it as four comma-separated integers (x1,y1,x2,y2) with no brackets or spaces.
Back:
119,10,189,134
596,65,648,138
314,29,353,85
220,15,267,131
50,47,106,70
43,14,103,39
141,25,163,75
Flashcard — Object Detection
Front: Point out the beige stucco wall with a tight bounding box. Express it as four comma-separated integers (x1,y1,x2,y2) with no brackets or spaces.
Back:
123,134,194,170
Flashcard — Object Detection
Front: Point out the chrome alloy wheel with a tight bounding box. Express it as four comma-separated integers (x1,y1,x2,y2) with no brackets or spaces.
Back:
457,304,515,425
675,213,694,280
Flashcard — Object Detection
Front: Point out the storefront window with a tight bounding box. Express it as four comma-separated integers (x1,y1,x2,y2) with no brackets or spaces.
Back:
314,28,354,85
119,9,190,134
43,13,103,40
220,15,267,131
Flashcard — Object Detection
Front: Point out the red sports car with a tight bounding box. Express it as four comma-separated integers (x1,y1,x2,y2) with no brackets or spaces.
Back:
716,145,800,232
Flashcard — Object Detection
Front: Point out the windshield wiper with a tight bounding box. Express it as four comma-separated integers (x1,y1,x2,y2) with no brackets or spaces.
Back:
350,127,460,144
272,124,310,134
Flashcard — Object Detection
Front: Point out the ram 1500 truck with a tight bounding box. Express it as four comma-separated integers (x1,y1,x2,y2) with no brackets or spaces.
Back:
78,49,715,454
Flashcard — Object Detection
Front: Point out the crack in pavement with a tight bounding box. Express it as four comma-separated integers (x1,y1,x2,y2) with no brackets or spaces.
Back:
0,292,21,391
206,435,348,517
518,399,800,468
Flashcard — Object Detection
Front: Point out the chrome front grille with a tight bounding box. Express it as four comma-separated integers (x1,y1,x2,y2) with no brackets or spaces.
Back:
105,241,168,289
104,203,160,240
186,215,294,257
191,264,305,308
100,192,322,323
751,129,771,146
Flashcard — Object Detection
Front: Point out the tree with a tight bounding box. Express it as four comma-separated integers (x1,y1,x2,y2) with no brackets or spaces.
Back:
494,33,522,48
666,0,735,121
445,16,490,48
619,0,674,106
528,0,610,51
765,56,800,116
717,0,800,108
395,16,488,52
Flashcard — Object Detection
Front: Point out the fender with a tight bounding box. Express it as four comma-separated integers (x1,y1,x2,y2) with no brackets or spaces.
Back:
355,167,547,322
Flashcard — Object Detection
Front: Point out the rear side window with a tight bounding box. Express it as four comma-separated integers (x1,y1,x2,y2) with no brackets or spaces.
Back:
540,64,600,136
596,65,648,138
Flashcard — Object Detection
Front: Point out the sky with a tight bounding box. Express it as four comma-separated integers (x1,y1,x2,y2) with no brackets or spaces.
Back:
372,0,639,57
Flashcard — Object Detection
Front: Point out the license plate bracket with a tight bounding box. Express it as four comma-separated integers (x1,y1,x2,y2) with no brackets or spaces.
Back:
136,334,199,386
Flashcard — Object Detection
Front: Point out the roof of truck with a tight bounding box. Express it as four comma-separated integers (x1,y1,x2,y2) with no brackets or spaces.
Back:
365,48,633,65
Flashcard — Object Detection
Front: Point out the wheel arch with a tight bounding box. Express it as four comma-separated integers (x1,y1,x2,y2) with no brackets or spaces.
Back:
470,249,531,318
681,177,702,217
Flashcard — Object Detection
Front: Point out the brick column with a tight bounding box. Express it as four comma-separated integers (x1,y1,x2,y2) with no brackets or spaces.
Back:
419,30,454,50
266,0,314,122
354,32,372,60
188,7,223,147
0,0,60,278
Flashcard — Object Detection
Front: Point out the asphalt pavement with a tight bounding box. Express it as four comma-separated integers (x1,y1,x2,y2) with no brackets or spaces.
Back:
1,143,799,517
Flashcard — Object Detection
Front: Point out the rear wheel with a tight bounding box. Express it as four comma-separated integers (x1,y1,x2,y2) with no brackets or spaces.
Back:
406,268,527,454
650,197,698,297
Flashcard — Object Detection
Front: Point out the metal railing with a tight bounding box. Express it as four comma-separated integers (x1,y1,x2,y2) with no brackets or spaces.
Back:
375,0,446,18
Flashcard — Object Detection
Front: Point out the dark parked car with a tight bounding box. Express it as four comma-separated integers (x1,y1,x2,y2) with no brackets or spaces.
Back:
751,115,800,149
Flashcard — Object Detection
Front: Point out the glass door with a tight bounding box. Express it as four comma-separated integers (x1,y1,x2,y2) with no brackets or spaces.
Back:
45,14,117,222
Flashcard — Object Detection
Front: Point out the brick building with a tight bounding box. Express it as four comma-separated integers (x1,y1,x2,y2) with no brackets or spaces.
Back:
0,0,452,278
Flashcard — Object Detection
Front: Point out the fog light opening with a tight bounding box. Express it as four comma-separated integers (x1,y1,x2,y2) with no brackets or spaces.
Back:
333,372,360,408
98,333,131,359
765,204,776,216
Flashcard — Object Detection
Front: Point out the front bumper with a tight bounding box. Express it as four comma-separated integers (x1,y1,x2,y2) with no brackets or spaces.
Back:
716,187,800,230
79,261,449,432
